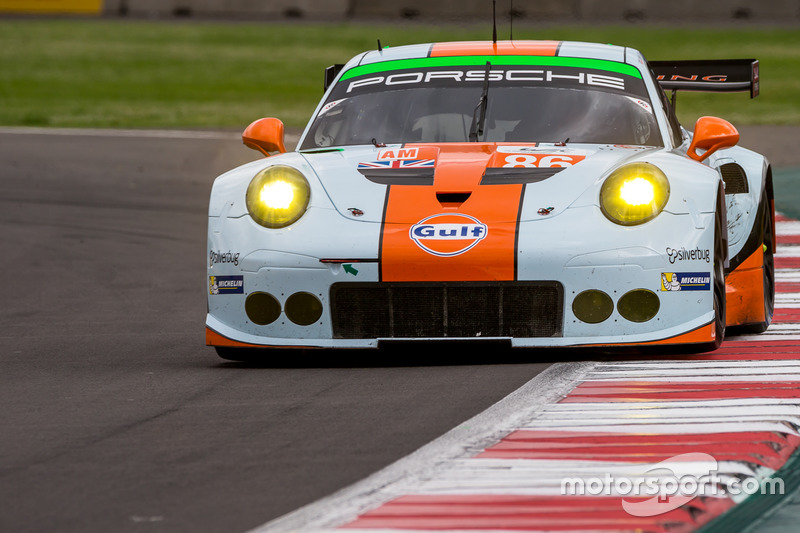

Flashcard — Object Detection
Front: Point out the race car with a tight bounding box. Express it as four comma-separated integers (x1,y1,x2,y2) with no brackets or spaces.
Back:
206,39,774,358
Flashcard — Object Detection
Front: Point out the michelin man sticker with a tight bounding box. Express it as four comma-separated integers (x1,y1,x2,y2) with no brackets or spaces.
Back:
661,273,682,291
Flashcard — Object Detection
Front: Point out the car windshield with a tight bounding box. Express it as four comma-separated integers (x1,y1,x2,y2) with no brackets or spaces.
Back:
300,59,663,150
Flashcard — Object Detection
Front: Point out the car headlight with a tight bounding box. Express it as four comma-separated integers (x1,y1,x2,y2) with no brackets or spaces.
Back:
245,165,310,228
600,163,670,226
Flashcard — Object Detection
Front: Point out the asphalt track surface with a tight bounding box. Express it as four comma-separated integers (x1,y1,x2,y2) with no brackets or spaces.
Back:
0,129,559,533
1,127,797,533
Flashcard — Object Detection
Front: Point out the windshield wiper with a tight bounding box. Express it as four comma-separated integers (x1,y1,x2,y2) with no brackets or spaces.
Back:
468,61,491,142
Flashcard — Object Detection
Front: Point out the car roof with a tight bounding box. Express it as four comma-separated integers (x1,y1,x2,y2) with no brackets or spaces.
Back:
357,40,632,66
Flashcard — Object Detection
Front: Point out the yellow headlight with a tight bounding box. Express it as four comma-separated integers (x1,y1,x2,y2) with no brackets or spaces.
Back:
600,163,670,226
246,165,310,228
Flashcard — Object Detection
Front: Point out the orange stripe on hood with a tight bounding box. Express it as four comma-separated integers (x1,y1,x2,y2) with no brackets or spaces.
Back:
430,41,560,57
380,144,524,282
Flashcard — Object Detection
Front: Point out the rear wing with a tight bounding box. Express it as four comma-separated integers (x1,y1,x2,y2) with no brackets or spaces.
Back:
324,64,345,91
650,59,760,102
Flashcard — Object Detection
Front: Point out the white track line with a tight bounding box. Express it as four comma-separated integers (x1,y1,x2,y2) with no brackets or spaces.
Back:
0,126,303,145
0,126,241,140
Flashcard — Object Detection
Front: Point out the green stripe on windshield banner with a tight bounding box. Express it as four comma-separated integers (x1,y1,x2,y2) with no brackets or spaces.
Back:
341,56,643,81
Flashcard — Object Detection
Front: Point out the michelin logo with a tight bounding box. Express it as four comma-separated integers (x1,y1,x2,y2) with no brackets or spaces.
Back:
209,275,244,295
661,272,711,292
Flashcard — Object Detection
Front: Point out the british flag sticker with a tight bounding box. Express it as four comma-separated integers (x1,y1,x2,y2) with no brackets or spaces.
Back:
357,159,436,170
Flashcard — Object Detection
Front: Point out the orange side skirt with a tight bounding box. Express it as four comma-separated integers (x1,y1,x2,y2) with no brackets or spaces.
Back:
725,246,766,327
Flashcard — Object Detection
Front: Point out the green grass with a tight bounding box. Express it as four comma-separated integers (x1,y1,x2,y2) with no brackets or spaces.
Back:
0,19,798,130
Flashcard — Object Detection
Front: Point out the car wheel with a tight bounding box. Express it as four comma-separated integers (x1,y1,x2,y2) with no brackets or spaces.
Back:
741,195,775,333
702,204,727,351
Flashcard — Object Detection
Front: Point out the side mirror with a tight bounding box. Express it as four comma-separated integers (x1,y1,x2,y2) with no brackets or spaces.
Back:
243,118,286,157
687,116,739,162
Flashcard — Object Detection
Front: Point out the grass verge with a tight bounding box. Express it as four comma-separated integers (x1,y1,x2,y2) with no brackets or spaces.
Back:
0,19,798,130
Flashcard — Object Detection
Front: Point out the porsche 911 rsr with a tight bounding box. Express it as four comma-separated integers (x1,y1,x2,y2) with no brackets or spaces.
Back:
206,40,774,358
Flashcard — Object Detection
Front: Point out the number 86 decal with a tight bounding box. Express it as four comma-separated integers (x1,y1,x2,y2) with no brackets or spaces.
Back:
502,154,584,168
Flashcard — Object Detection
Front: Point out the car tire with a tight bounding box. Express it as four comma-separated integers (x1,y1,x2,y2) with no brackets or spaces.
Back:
702,199,727,351
741,194,775,333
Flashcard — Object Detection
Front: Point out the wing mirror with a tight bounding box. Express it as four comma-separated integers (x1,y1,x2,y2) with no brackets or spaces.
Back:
243,118,286,157
687,116,739,162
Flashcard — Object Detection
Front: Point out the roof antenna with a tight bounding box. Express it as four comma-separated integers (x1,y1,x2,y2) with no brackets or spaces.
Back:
377,39,383,52
492,0,497,44
509,0,513,40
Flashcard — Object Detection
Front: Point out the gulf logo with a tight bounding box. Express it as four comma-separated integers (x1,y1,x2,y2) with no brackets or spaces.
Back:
409,213,488,257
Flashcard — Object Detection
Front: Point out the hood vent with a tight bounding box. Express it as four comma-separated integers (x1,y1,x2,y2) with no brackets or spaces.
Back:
481,167,565,185
437,192,471,207
358,167,434,186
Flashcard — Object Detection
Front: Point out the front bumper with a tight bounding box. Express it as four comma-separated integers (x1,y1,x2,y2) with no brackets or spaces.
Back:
207,205,718,350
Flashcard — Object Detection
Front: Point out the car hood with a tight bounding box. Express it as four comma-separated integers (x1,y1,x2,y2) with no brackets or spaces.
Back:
299,143,661,223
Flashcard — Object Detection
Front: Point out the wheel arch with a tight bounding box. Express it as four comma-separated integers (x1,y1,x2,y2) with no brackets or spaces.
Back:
726,158,772,273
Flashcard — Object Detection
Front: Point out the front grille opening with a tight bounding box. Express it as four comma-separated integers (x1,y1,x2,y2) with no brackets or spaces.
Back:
330,282,563,339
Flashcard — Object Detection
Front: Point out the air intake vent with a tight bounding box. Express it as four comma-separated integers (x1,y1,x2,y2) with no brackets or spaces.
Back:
330,281,563,339
720,163,749,195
